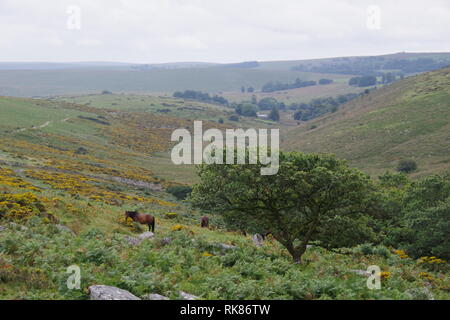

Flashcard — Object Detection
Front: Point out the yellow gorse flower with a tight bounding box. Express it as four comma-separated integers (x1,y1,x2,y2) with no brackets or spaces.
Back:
393,249,409,259
171,224,184,231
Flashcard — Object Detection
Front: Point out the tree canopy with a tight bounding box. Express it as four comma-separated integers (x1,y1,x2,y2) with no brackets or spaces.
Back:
190,152,376,262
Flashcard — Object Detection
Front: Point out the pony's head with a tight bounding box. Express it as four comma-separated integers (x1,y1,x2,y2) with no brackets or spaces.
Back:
125,211,138,220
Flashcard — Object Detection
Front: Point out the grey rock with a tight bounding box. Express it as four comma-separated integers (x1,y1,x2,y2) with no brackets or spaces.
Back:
252,234,264,247
9,222,28,231
142,293,169,300
405,287,435,300
179,291,199,300
124,235,142,246
0,225,5,232
125,232,154,246
216,243,237,250
89,285,141,300
138,231,154,240
55,224,75,235
349,269,371,277
159,237,172,246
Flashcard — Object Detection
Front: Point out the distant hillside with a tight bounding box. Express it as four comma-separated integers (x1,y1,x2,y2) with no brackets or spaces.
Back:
258,52,450,72
284,66,450,178
0,68,347,98
1,52,449,98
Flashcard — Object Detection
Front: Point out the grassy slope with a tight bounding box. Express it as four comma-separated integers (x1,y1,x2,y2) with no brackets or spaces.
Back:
284,67,450,178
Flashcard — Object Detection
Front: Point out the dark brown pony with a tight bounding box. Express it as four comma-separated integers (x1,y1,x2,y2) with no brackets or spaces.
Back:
200,216,209,228
125,211,155,232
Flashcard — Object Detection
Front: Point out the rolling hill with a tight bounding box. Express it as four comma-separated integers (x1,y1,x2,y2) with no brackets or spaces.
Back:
284,66,450,178
1,52,449,98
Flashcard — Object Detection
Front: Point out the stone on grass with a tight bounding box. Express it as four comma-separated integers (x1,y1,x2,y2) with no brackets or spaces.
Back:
179,291,199,300
216,243,237,250
142,293,169,300
125,232,154,246
138,231,154,240
252,234,264,247
89,285,141,300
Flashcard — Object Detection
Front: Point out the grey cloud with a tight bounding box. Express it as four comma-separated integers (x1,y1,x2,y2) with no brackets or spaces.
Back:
0,0,449,63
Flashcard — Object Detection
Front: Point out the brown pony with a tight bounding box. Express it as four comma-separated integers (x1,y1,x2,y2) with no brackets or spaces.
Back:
125,211,155,232
200,216,209,228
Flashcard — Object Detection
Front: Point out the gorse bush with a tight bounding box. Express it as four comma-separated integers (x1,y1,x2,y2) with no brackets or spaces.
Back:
397,160,418,173
0,192,46,221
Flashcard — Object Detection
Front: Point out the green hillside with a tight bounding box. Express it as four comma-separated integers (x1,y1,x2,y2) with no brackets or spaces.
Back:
284,67,450,178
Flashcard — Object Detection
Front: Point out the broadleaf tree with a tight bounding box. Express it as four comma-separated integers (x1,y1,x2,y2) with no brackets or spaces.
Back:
190,151,376,263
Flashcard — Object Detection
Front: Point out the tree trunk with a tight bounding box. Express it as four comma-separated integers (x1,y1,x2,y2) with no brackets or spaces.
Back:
286,243,305,264
292,253,302,264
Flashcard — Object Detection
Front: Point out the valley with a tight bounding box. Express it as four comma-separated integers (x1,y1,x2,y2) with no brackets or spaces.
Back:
0,54,449,301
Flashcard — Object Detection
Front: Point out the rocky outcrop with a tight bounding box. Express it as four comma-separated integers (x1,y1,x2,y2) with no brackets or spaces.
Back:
88,285,141,300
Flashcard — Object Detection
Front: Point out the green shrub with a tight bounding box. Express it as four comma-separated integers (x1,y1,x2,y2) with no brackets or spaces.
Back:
397,160,417,173
389,172,450,259
166,185,192,200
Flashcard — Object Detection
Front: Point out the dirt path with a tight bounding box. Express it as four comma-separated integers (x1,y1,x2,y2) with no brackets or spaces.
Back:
14,117,71,133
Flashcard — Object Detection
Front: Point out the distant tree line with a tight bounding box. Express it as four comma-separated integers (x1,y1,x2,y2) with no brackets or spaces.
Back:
381,72,403,84
293,93,360,121
261,78,316,93
291,57,450,75
241,78,332,94
349,75,377,87
173,90,229,106
241,86,255,93
230,92,362,123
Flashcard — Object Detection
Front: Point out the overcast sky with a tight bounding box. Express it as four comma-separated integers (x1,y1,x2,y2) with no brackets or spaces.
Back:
1,0,449,63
